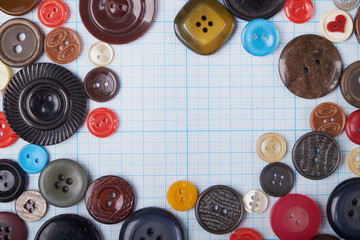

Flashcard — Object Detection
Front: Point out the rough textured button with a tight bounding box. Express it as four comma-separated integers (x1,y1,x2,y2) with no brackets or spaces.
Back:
346,148,360,176
38,0,69,28
174,0,235,55
327,178,360,240
35,214,102,240
0,18,44,68
334,0,359,11
256,132,286,163
18,144,48,174
279,34,342,99
284,0,314,24
260,162,294,197
230,228,262,240
15,190,47,222
271,194,321,240
119,207,184,240
0,159,26,202
320,10,353,43
85,175,135,224
292,131,340,180
310,102,346,137
39,159,88,208
340,61,360,108
243,190,268,214
84,68,120,102
223,0,285,21
312,234,339,240
195,185,244,234
89,42,114,67
0,112,18,148
167,180,198,211
79,0,155,45
0,212,26,240
87,108,118,138
345,110,360,144
0,61,11,92
0,0,39,16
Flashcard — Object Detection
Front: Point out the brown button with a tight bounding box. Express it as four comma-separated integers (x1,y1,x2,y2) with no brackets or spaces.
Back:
0,18,44,68
279,34,342,99
310,102,346,137
44,27,81,64
340,61,360,108
84,67,120,102
0,0,39,16
0,212,26,240
355,7,360,44
15,190,47,222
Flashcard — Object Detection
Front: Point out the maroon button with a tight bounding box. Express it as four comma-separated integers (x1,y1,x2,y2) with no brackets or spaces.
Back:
0,212,26,240
345,110,360,145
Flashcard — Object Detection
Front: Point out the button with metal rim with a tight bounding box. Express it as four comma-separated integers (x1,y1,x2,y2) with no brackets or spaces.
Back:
345,110,360,144
320,9,353,43
284,0,314,24
260,162,294,197
243,190,268,214
0,61,11,92
334,0,359,11
89,42,114,67
15,190,47,222
0,212,26,240
230,228,262,240
18,144,48,174
38,0,69,28
0,0,39,16
256,132,286,163
346,148,360,176
341,61,360,108
0,112,18,149
0,159,26,202
167,180,198,211
87,108,118,138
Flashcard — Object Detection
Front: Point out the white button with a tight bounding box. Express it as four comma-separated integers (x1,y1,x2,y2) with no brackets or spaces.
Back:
243,189,268,214
89,42,114,67
0,61,11,91
320,9,353,43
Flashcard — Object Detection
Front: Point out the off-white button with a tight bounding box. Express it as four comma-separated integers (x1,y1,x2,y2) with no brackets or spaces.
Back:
15,190,47,222
243,190,268,214
0,61,11,91
346,147,360,176
89,42,114,67
256,132,286,163
320,9,353,43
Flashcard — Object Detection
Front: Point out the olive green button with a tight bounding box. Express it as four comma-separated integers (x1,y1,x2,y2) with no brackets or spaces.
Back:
39,159,88,208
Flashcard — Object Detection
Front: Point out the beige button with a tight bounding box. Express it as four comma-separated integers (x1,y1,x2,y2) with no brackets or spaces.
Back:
256,132,286,163
0,61,11,91
89,42,114,67
346,147,360,176
320,9,353,43
15,190,47,222
243,189,268,214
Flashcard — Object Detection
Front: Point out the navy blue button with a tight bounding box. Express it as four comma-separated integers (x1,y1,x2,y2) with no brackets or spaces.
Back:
241,19,279,56
327,177,360,240
18,144,48,174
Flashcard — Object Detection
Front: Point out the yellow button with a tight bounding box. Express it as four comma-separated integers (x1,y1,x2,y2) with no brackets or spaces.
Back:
167,180,198,211
0,61,11,91
346,147,360,176
89,42,114,67
256,132,287,163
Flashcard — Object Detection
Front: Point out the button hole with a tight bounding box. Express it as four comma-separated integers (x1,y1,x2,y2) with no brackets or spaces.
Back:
203,28,208,33
322,119,327,123
181,198,185,202
289,214,293,218
17,33,25,41
208,21,213,27
303,67,308,73
4,227,10,233
54,8,58,12
201,15,207,21
213,205,219,211
313,157,319,164
0,124,5,129
296,220,300,225
222,209,227,215
13,45,22,54
58,46,63,51
48,13,53,18
147,228,156,237
315,60,320,65
64,41,68,46
26,154,30,158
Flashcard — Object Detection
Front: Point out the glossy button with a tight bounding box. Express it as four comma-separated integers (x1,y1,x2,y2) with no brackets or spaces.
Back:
230,228,262,240
346,148,360,176
15,190,47,222
284,0,314,24
18,144,48,173
167,180,198,211
243,190,268,214
0,159,26,202
355,8,360,44
0,0,39,16
256,132,286,163
39,159,88,208
345,110,360,144
174,0,235,55
341,61,360,108
87,108,118,138
271,194,321,240
38,0,69,28
89,42,114,67
0,212,26,240
334,0,359,11
0,61,11,91
260,162,294,197
0,112,18,148
320,10,353,43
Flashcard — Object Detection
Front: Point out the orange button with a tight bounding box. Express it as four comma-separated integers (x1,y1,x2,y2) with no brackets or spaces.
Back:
167,180,198,211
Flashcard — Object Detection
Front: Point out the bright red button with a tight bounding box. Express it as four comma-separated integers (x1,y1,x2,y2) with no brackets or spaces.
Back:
284,0,314,24
0,112,18,148
230,228,262,240
87,108,118,138
38,0,68,28
345,110,360,145
270,194,320,240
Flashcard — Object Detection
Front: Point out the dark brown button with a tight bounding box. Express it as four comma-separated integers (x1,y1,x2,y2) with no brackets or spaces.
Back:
0,0,39,16
310,102,346,137
279,34,342,99
355,7,360,44
0,18,44,68
340,61,360,108
79,0,155,44
44,27,81,64
84,67,120,102
85,175,135,224
0,212,26,240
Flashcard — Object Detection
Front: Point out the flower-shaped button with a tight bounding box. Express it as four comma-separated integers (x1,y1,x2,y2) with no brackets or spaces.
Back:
284,0,314,24
320,9,353,43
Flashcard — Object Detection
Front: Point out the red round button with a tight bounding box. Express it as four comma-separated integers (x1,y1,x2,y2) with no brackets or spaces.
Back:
284,0,314,24
270,194,321,240
346,110,360,145
38,0,68,28
0,112,18,148
87,108,118,138
230,228,262,240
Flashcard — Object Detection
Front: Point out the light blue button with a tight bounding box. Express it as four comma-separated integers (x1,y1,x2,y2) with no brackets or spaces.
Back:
18,144,48,174
242,19,279,56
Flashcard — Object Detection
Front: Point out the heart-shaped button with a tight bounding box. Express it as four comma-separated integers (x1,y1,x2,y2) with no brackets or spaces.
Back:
320,10,353,43
327,15,346,33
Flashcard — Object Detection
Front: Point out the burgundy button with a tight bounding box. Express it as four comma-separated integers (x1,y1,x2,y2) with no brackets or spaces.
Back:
0,212,26,240
345,110,360,145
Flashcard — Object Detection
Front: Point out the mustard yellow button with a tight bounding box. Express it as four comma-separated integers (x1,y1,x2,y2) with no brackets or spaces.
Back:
0,61,11,91
346,147,360,176
167,180,198,211
256,133,286,163
89,42,114,67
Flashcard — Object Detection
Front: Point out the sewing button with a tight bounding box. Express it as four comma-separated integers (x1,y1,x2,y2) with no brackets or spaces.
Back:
38,0,69,28
309,102,346,137
87,108,118,138
89,42,114,67
15,190,47,222
0,212,26,240
284,0,314,24
85,175,135,224
0,61,11,92
0,0,39,16
346,148,360,176
327,177,360,240
0,112,18,149
39,159,88,208
167,180,198,211
271,194,321,240
256,132,286,163
334,0,359,11
279,34,342,99
0,159,26,202
312,235,339,240
174,0,235,55
356,8,360,44
230,228,262,240
18,144,48,174
260,162,294,197
0,18,44,68
340,61,360,108
195,185,244,234
320,9,353,43
345,110,360,144
243,190,268,214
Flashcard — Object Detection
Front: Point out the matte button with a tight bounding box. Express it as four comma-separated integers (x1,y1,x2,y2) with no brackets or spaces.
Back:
271,194,321,240
0,159,26,202
320,10,353,43
260,162,294,197
174,0,235,55
334,0,359,11
0,212,26,240
0,18,44,68
38,0,69,28
340,61,360,108
89,42,114,67
312,235,339,240
0,112,18,148
279,34,342,99
15,190,47,222
345,110,360,144
87,108,118,138
355,8,360,44
119,207,184,240
85,176,135,224
230,228,262,240
346,148,360,176
0,0,39,16
167,180,198,211
243,190,268,214
18,144,48,174
0,61,11,92
284,0,314,24
39,159,88,208
195,185,244,234
256,132,286,163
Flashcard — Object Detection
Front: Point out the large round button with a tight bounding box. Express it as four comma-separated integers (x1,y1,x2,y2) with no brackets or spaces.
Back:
334,0,359,11
0,0,39,16
345,110,360,144
39,159,88,208
85,176,135,224
0,212,26,240
284,0,314,24
256,132,286,163
327,178,360,240
243,189,268,214
0,159,26,202
89,42,114,67
18,144,48,174
87,108,118,138
0,112,18,148
270,194,321,240
15,190,47,222
230,228,262,240
346,148,360,176
38,0,69,28
119,207,184,240
167,180,198,211
312,234,339,240
320,10,353,43
0,61,11,92
340,61,360,108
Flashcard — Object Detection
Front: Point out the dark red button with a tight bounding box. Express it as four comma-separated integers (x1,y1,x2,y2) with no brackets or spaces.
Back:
346,110,360,145
38,0,68,28
0,212,26,240
87,108,118,138
0,112,18,148
230,228,262,240
284,0,314,24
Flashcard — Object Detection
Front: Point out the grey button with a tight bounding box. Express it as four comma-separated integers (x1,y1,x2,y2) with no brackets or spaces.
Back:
333,0,359,11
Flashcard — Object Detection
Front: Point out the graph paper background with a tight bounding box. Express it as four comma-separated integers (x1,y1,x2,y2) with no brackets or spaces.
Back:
0,0,359,239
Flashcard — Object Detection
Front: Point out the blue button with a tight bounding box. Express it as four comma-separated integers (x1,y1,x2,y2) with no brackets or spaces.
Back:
241,19,279,56
18,144,48,174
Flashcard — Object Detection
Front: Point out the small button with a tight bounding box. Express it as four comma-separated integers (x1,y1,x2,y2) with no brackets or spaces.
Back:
0,112,18,149
312,234,339,240
15,190,47,222
346,148,360,176
0,61,11,92
0,0,39,16
284,0,314,24
340,61,360,108
87,108,118,138
243,190,268,214
0,212,26,240
320,9,353,43
333,0,359,11
0,159,26,202
271,194,321,240
230,228,262,240
18,144,48,174
39,159,88,208
38,0,69,28
174,0,234,55
89,42,114,67
260,162,294,197
345,110,360,145
256,132,286,163
167,180,198,211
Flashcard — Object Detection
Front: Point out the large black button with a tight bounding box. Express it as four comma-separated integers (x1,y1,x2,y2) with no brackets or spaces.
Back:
0,159,27,202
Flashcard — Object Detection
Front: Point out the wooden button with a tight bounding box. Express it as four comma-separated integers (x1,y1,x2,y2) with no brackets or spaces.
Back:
0,0,39,16
167,180,198,211
256,132,286,163
0,212,26,240
15,190,47,222
346,148,360,176
341,61,360,108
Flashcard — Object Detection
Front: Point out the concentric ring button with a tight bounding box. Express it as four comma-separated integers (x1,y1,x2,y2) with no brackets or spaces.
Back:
340,61,360,108
320,9,353,43
345,110,360,144
256,132,286,163
243,190,268,214
87,108,118,138
18,144,48,174
0,159,26,202
333,0,359,11
346,148,360,176
0,212,26,240
0,61,11,92
284,0,314,24
89,42,114,67
15,190,47,222
230,228,262,240
38,0,69,28
167,180,198,211
0,112,18,148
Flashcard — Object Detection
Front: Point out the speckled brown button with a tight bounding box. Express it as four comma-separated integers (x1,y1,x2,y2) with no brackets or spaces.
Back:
0,0,39,16
15,190,47,222
340,61,360,108
279,34,342,99
0,212,26,240
44,27,81,64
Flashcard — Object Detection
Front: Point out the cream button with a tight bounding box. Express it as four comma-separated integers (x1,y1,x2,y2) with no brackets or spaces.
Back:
0,61,11,91
15,190,47,222
320,9,353,43
256,132,286,163
89,42,114,67
346,147,360,176
243,190,268,214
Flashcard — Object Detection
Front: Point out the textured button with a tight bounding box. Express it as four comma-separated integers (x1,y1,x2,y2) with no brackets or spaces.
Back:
89,42,114,67
230,228,262,240
87,108,118,138
346,148,360,176
312,234,339,240
0,112,18,148
174,0,235,55
0,0,39,16
84,68,120,102
309,102,346,137
243,190,268,214
271,194,321,240
195,185,244,234
256,132,286,163
0,212,26,240
38,0,69,28
320,10,353,43
167,180,198,211
0,61,11,92
345,110,360,144
260,162,294,197
284,0,314,24
119,207,184,240
279,34,342,99
327,177,360,240
334,0,359,11
15,190,47,222
18,144,48,174
85,176,135,224
39,159,88,208
0,18,44,68
340,61,360,108
0,159,26,202
292,131,340,180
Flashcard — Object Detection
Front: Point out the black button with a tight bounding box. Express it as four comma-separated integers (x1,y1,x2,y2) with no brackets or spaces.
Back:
0,159,27,202
311,234,339,240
